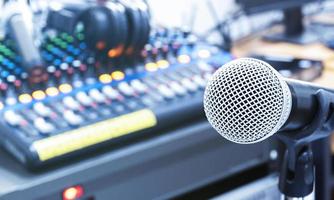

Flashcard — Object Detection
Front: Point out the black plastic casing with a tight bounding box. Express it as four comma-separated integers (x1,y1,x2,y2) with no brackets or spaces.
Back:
280,79,334,131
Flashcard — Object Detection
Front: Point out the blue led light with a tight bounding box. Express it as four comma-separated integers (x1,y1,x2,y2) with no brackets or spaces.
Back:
2,58,9,65
1,70,9,78
53,59,61,66
41,51,48,57
73,48,80,56
52,47,60,54
67,45,74,52
14,68,22,75
65,56,74,63
15,56,22,63
79,43,87,50
46,54,54,62
7,62,15,69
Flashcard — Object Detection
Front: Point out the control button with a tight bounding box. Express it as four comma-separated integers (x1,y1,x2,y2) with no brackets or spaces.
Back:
33,102,52,117
157,85,175,99
20,125,39,137
102,85,121,100
89,89,106,103
34,117,55,134
50,116,68,129
18,93,32,104
141,96,155,107
6,97,17,105
4,110,25,126
198,62,214,72
130,79,148,93
51,102,66,114
111,71,125,81
193,75,206,88
59,83,73,93
98,107,112,116
32,90,46,100
99,74,112,84
149,92,164,102
83,110,98,120
127,100,139,110
21,109,39,122
76,92,93,106
63,110,83,126
118,82,135,96
113,104,126,114
63,96,81,110
203,73,212,81
169,81,187,95
181,78,198,92
46,87,59,97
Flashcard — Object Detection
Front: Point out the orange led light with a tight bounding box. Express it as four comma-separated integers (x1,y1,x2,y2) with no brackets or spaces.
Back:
108,49,118,58
46,87,59,97
99,74,112,84
59,84,73,94
62,185,84,200
157,60,169,69
32,90,46,100
0,102,4,110
177,54,191,64
145,62,158,72
111,71,125,81
18,93,32,104
108,45,124,58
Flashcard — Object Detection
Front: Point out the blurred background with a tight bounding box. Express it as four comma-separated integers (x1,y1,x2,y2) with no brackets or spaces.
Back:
0,0,333,200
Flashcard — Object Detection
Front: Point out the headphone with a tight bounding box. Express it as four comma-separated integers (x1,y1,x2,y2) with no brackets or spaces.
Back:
47,0,150,57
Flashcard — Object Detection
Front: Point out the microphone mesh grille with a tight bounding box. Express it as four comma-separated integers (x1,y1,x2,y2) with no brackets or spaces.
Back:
204,58,291,144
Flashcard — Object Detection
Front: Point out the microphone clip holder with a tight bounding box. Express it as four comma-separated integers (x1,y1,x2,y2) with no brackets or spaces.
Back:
277,89,334,198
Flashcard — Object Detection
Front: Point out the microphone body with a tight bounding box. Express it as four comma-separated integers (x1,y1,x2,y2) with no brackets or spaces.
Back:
282,79,334,131
203,58,334,144
203,58,334,198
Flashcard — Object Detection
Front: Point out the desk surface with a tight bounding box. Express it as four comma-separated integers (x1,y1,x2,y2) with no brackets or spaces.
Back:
232,32,334,88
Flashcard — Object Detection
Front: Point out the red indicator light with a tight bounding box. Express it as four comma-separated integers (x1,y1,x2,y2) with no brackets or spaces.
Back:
62,185,84,200
96,41,106,50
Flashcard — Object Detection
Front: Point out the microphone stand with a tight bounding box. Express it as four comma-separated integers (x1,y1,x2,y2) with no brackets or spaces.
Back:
277,89,334,199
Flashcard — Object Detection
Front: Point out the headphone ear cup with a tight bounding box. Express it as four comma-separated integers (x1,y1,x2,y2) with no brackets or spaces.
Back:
105,2,121,52
136,0,150,53
120,0,142,56
79,6,116,51
111,2,128,57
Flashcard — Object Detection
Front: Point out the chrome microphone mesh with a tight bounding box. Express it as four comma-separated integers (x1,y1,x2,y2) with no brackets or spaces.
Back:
203,58,292,144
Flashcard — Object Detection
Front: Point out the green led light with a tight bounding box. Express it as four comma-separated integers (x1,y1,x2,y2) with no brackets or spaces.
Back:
60,42,67,49
8,53,15,59
54,38,62,45
77,33,84,41
47,44,54,51
61,33,68,39
50,37,57,43
0,55,3,61
4,50,11,56
66,36,74,43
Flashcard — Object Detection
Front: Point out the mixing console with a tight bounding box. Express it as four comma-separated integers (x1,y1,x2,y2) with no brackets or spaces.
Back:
0,22,232,167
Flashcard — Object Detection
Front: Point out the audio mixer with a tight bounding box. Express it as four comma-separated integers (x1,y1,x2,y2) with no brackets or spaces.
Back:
0,1,233,168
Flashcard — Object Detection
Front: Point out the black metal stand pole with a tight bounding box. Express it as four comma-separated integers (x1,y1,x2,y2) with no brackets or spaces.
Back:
277,90,334,199
313,137,331,200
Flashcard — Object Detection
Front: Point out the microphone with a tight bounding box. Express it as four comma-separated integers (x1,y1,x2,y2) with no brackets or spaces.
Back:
203,58,334,144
